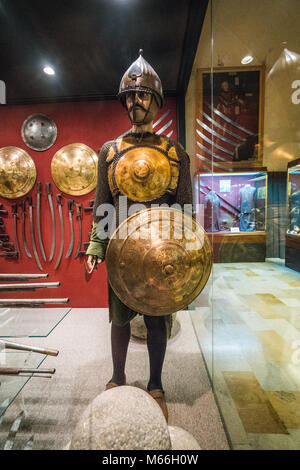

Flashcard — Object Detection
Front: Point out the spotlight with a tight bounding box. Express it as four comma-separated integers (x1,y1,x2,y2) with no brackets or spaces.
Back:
43,66,55,75
241,55,253,65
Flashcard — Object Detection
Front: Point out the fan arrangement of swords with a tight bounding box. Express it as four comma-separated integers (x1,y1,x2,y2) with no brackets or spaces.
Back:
0,114,99,271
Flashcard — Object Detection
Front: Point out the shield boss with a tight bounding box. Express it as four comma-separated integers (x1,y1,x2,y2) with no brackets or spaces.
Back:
21,113,57,151
105,207,212,316
51,143,98,196
0,146,36,198
114,147,176,201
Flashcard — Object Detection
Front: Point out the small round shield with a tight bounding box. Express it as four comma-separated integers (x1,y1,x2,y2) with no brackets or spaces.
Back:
0,146,37,198
105,207,212,316
21,113,57,151
51,143,98,196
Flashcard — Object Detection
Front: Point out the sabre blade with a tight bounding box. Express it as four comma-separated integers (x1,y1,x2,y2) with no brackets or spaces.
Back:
196,119,238,146
201,111,246,141
36,182,47,262
20,201,32,258
196,129,234,156
54,194,64,269
65,199,74,259
207,103,253,135
46,183,56,262
74,203,82,259
196,141,228,162
11,203,20,254
27,196,43,271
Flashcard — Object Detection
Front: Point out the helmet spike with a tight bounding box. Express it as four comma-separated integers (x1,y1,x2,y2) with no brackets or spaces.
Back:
139,49,143,56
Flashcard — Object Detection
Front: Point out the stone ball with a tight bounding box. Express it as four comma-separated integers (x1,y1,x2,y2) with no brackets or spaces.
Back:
70,386,171,450
131,313,180,342
168,426,201,450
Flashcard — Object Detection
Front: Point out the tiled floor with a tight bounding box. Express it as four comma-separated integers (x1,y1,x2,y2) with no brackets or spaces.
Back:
191,261,300,450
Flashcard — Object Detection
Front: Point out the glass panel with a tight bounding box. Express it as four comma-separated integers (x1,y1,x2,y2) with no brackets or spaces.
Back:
188,0,300,451
209,0,300,451
0,350,47,419
0,308,71,338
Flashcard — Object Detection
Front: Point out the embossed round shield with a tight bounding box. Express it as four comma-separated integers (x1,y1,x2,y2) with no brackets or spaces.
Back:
0,146,37,199
115,147,173,201
105,207,212,316
51,143,98,196
21,113,57,151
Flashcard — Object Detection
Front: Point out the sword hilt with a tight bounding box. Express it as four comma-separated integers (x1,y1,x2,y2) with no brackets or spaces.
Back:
84,207,93,212
0,251,18,258
0,241,14,249
67,199,74,212
0,209,8,216
46,183,52,195
56,194,63,206
11,203,18,216
27,195,33,206
0,234,9,241
20,200,26,213
0,217,3,225
76,203,82,218
89,200,94,207
37,181,42,194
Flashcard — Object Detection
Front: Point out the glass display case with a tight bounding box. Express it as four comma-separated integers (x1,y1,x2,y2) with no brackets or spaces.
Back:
0,307,71,421
195,169,267,233
286,158,300,273
287,158,300,236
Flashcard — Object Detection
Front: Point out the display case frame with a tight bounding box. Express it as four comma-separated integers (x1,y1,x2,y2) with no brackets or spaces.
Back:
194,164,268,262
286,157,300,273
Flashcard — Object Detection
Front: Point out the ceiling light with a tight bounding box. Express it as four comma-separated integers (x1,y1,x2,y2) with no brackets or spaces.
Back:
43,66,55,75
241,55,253,65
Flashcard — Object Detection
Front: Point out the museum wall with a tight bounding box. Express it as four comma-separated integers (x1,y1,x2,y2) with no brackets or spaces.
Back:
0,98,177,307
185,0,300,173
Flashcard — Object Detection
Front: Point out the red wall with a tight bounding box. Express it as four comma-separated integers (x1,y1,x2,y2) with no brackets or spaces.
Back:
0,98,177,307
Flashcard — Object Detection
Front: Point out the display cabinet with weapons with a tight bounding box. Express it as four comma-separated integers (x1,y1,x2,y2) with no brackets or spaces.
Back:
0,271,71,421
194,168,268,262
286,158,300,273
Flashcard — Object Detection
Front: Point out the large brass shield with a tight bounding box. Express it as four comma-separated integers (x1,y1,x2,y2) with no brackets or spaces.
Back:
105,207,212,316
0,146,36,199
51,143,98,196
114,147,178,201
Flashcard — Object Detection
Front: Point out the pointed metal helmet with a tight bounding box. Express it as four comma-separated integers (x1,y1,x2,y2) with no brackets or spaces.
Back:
118,49,164,108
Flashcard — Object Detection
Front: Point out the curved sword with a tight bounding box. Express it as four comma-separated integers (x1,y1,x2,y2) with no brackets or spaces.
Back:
196,129,234,156
196,141,228,162
196,119,238,147
11,203,20,255
201,111,246,141
20,200,32,258
36,182,47,262
54,194,64,269
27,195,43,271
65,199,74,259
207,103,253,135
46,183,56,262
74,203,82,259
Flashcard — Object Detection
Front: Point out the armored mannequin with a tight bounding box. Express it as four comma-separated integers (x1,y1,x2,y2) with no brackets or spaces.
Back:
86,51,193,421
204,190,220,232
239,183,257,231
